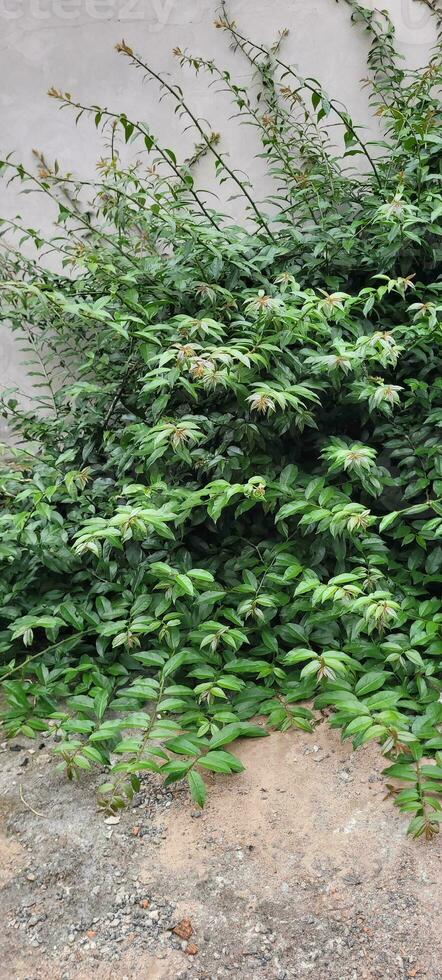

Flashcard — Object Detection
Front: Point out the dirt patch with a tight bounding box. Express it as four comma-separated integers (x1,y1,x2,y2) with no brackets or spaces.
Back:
0,722,441,979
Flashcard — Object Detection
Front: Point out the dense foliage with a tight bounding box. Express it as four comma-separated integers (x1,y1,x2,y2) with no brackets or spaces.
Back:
1,0,442,836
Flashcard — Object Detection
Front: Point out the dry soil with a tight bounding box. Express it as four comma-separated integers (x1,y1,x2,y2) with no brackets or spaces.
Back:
0,721,441,980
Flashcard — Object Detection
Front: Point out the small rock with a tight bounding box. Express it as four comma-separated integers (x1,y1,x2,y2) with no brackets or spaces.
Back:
339,770,353,783
172,918,193,940
185,943,198,956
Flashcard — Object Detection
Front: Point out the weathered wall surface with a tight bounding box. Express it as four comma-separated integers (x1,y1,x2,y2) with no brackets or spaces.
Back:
0,0,438,409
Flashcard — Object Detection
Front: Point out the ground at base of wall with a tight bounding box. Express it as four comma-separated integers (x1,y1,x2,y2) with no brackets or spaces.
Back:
1,721,441,980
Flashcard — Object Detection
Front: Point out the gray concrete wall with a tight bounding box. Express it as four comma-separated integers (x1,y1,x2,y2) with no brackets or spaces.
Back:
0,0,438,416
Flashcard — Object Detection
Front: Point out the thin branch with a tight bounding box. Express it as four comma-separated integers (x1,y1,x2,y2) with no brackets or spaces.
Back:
19,784,47,818
115,42,276,240
217,3,382,185
48,89,222,232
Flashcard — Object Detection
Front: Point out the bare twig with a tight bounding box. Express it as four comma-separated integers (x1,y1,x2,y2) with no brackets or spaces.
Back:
19,783,47,819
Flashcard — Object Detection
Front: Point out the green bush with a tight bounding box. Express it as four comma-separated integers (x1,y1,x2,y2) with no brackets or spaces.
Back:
1,1,442,837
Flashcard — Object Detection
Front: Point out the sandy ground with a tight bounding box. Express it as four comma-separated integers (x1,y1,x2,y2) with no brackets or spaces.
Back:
0,721,441,980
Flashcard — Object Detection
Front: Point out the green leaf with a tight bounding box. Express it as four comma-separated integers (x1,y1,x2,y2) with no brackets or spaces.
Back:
198,750,244,774
379,512,400,533
208,723,243,749
355,671,390,697
420,765,442,779
114,738,142,753
175,574,194,596
165,735,201,757
426,547,442,575
133,652,165,667
283,648,315,665
162,650,189,678
383,763,417,782
89,720,124,742
187,770,206,808
94,689,109,721
161,759,192,779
